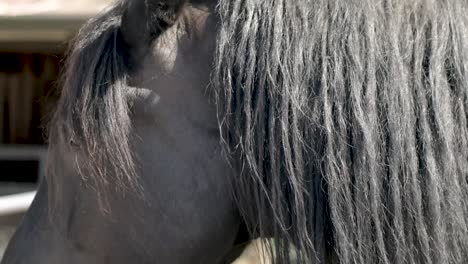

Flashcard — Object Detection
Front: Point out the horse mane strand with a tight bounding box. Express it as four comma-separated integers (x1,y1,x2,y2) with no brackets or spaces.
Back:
47,1,138,210
214,0,468,263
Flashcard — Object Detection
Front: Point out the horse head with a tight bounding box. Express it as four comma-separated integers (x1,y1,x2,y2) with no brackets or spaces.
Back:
3,0,468,263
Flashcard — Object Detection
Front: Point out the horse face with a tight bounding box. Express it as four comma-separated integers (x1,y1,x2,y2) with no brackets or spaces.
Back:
2,1,244,264
118,3,243,262
121,5,242,262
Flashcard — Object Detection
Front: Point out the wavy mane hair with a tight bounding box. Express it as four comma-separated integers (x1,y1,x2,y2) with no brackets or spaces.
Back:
48,0,468,263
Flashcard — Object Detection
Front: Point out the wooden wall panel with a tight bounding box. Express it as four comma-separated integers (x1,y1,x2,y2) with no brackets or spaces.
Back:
0,53,60,144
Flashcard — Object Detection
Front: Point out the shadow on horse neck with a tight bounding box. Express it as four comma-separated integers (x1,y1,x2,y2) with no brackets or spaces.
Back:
3,0,468,263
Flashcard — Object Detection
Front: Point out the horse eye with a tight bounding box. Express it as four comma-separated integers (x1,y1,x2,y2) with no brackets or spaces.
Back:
150,1,185,27
155,2,169,11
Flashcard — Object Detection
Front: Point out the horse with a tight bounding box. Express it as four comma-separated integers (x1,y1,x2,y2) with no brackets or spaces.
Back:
2,0,468,263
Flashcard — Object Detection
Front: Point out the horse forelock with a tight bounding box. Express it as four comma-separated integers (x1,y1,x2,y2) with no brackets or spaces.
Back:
47,1,140,211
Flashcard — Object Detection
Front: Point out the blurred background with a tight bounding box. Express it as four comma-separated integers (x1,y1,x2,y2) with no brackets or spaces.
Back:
0,1,265,263
0,0,111,259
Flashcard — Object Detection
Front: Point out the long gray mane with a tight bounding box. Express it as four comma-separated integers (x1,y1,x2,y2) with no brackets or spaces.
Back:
47,0,468,263
214,0,468,263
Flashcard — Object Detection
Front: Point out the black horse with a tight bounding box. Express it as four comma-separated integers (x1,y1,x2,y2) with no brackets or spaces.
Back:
3,0,468,263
